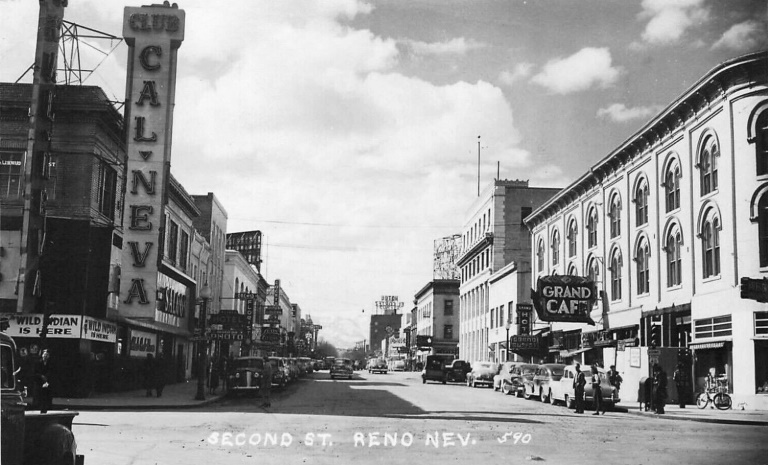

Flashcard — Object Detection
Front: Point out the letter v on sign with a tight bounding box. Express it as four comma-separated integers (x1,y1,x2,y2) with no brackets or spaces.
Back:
139,151,152,160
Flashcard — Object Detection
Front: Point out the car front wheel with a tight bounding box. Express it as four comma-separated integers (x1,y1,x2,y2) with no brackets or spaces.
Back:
549,390,557,405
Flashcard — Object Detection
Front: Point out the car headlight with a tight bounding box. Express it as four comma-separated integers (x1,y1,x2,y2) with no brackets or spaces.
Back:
235,373,241,378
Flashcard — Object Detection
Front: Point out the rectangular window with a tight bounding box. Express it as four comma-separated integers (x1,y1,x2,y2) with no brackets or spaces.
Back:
444,325,453,340
694,315,732,339
179,231,189,272
97,162,117,220
168,221,179,264
756,312,768,336
0,152,23,198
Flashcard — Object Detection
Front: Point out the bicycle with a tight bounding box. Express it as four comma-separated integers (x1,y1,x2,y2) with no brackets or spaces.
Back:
696,376,732,410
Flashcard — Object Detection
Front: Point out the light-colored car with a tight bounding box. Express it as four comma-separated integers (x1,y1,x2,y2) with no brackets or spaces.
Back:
531,363,566,403
518,364,540,399
267,357,289,387
549,365,619,409
493,362,525,396
466,362,501,388
330,358,354,380
392,360,406,371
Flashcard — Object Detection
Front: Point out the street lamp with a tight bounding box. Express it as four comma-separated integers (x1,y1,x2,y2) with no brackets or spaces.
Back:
195,282,212,401
505,322,511,362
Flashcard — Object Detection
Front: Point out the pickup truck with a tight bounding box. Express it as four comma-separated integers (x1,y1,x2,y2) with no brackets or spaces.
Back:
1,332,84,465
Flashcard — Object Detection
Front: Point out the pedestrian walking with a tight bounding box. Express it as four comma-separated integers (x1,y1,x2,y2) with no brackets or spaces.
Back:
573,362,586,414
34,349,53,413
260,356,273,408
652,364,667,414
209,359,220,395
607,365,623,401
142,353,156,397
154,354,166,397
591,365,605,415
673,362,688,408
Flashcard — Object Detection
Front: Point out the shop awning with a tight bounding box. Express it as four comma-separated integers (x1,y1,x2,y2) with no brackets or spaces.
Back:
689,341,728,350
559,347,593,358
121,317,192,337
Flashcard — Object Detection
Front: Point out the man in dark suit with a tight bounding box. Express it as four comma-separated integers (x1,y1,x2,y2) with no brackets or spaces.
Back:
34,349,53,413
573,362,586,414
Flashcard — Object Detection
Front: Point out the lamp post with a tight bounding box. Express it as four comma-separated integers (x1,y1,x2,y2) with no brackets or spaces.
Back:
505,322,511,362
195,282,212,401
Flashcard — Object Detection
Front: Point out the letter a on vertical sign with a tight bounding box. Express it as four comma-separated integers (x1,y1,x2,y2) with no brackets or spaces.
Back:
119,5,184,317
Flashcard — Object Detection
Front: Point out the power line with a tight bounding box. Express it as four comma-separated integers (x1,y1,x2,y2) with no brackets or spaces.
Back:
229,217,458,230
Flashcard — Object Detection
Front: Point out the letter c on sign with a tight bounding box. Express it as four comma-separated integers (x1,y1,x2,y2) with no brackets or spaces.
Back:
139,45,162,71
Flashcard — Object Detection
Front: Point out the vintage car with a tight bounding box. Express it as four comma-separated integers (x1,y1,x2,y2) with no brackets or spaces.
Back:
392,360,406,371
330,358,354,379
466,362,501,388
267,357,289,387
368,358,388,374
445,359,471,383
1,332,85,465
421,355,449,384
518,364,540,399
530,363,566,403
227,356,264,395
549,365,619,409
493,362,525,396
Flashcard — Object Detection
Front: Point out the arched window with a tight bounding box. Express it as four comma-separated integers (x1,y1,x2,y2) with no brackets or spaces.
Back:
635,238,650,295
537,239,545,273
609,194,622,239
701,214,721,278
587,208,598,248
610,250,622,301
666,227,683,287
665,162,681,213
700,136,719,196
567,220,578,258
760,195,768,267
568,263,579,276
551,229,560,266
587,258,600,283
635,179,649,226
756,111,768,176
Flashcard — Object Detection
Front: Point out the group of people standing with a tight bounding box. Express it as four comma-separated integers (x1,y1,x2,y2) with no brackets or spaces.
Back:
571,363,622,415
141,353,166,397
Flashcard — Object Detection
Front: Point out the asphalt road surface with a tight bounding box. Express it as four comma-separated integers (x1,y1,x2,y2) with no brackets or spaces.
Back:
74,370,767,465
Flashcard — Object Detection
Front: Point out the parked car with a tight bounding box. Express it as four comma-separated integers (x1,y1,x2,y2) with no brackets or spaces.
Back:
392,360,406,371
445,359,471,383
466,362,500,388
518,364,540,399
549,365,619,409
531,363,566,403
368,358,388,374
227,356,264,395
421,355,448,384
267,357,289,387
330,358,354,379
493,362,525,396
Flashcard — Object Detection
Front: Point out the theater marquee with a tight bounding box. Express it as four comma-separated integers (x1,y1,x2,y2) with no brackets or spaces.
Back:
120,4,185,316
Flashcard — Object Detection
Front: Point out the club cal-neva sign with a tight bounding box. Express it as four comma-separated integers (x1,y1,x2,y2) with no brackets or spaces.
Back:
119,4,185,315
531,275,596,325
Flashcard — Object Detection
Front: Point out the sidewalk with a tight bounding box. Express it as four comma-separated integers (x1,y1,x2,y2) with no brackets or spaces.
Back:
615,402,768,426
52,380,226,410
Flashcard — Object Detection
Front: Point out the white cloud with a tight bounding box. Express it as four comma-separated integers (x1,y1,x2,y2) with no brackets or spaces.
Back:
404,37,486,56
499,62,534,86
597,103,664,123
531,48,622,94
712,20,764,51
638,0,709,46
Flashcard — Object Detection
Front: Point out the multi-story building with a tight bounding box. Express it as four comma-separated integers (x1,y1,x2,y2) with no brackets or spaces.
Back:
369,313,402,357
457,180,560,362
222,249,265,357
192,193,228,317
414,280,460,366
1,83,126,396
526,50,768,408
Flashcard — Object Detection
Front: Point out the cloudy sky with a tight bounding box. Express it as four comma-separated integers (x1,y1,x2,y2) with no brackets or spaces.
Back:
1,0,766,349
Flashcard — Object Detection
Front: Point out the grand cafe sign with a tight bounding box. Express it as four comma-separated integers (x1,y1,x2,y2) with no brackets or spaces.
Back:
119,4,185,317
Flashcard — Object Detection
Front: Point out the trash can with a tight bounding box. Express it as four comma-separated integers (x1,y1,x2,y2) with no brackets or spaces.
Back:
638,377,653,411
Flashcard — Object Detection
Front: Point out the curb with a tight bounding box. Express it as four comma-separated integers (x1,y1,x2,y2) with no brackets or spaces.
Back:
52,395,226,411
617,406,768,427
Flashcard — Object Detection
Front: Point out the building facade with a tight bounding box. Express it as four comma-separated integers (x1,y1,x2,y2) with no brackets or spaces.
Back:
457,180,561,362
414,279,460,366
527,51,768,408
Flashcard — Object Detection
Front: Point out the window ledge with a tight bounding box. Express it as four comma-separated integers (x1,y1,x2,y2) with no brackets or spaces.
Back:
702,274,721,284
666,284,683,291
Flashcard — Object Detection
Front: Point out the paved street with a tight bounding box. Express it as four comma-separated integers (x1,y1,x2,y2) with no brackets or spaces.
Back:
72,370,767,465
